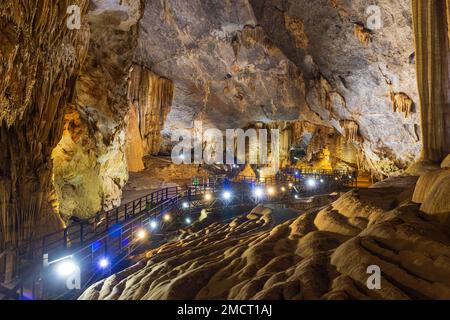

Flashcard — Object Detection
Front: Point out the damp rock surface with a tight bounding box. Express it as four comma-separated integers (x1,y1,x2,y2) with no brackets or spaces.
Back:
79,178,450,300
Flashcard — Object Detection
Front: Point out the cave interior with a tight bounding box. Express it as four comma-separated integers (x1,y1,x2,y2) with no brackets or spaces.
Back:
0,0,450,301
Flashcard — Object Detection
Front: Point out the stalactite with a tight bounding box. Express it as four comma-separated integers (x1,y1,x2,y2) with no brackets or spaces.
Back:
0,0,90,249
340,120,359,142
315,75,333,112
354,23,371,46
203,80,211,108
390,92,414,118
412,0,450,163
231,34,240,59
241,25,265,46
284,14,309,49
127,64,174,156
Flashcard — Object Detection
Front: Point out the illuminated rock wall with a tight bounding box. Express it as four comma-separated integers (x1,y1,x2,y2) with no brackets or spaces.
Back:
52,1,142,220
0,1,90,247
127,64,174,157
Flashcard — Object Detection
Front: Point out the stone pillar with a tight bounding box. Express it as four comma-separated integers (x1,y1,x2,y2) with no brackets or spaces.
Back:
412,0,450,163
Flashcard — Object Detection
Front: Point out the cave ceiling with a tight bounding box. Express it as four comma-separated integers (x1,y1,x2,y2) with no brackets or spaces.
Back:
133,0,421,175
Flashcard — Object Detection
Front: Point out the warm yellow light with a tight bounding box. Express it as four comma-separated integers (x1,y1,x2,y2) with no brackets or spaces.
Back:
281,187,286,192
267,187,275,195
288,183,293,188
163,214,171,222
136,229,147,240
204,193,212,201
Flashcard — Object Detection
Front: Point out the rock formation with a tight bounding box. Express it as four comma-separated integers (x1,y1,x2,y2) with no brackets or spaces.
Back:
80,177,450,300
127,64,174,156
0,0,90,246
412,0,450,163
52,1,142,220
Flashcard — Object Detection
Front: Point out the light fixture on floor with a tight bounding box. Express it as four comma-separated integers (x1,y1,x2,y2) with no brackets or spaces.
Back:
55,259,78,277
307,179,316,188
150,220,158,230
253,188,264,198
98,258,110,269
223,191,232,200
136,229,147,240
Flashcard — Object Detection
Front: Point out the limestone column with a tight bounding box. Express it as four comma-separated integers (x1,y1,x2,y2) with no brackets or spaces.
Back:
412,0,450,163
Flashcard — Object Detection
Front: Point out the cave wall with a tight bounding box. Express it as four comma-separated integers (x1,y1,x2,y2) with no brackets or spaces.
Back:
52,0,143,220
0,1,90,246
250,0,421,177
133,0,422,178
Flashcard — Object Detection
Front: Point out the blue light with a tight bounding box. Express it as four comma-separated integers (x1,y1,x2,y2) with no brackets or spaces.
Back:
108,224,122,238
98,258,110,269
91,240,102,252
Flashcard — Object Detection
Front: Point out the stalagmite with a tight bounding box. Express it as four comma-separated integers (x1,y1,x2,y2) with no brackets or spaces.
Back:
127,64,174,156
412,0,450,163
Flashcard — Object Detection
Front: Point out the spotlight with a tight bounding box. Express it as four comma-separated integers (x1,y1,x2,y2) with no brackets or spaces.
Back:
150,220,158,230
223,191,232,200
335,177,338,181
98,258,110,269
288,183,293,188
348,175,352,179
179,154,185,160
185,217,192,224
163,214,171,222
295,194,299,199
307,179,316,188
182,202,189,209
295,171,299,176
267,187,275,196
136,229,147,240
253,188,264,198
204,193,212,201
281,187,286,192
56,259,78,277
